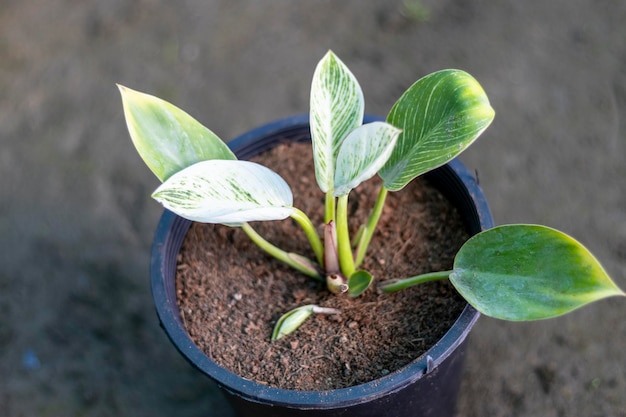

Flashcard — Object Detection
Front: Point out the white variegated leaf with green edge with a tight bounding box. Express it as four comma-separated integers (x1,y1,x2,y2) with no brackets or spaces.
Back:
449,224,626,321
118,85,235,182
310,50,364,193
152,160,294,226
333,122,402,197
379,70,495,191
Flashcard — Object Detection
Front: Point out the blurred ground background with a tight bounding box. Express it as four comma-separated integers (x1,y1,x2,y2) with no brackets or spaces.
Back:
1,0,625,416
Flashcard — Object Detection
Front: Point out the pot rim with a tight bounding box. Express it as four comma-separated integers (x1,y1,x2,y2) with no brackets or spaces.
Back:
150,114,493,409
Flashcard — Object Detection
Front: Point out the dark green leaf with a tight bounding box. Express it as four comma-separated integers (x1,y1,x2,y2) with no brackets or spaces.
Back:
348,270,373,297
450,225,625,321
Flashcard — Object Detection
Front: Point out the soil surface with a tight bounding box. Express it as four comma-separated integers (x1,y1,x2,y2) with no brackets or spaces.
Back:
2,1,626,416
177,142,467,390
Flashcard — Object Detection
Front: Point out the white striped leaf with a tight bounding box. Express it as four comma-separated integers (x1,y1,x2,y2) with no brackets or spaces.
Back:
333,122,402,196
379,70,495,191
119,85,235,182
152,160,294,225
310,51,364,193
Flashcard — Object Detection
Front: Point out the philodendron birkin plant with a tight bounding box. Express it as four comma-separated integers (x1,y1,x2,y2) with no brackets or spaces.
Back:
119,50,625,341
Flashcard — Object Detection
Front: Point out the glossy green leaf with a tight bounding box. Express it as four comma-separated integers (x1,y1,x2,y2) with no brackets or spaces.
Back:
152,160,294,225
450,225,625,321
272,305,341,340
310,51,364,193
379,70,495,191
333,122,402,197
348,270,373,298
118,85,235,182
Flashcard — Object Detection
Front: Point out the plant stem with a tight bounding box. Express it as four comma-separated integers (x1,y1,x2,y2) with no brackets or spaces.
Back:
355,186,388,267
324,191,336,224
241,222,323,281
336,194,355,278
379,270,452,293
323,221,340,273
290,208,324,266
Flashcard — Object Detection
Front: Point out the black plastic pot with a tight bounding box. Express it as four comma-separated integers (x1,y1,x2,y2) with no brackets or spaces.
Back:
151,115,494,417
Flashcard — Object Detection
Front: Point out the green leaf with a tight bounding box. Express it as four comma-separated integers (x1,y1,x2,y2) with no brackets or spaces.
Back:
118,85,235,182
333,122,402,197
310,50,364,193
348,270,373,297
379,70,494,191
272,305,341,341
152,160,294,225
450,225,625,321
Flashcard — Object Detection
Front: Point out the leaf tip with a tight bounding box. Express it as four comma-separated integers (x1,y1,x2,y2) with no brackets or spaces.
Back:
117,83,137,101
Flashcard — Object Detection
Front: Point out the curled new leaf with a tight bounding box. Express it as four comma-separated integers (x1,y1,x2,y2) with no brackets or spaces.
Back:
152,160,294,225
118,85,235,182
449,225,626,321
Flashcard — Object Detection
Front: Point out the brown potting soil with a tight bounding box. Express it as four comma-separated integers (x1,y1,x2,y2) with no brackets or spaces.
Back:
175,140,468,391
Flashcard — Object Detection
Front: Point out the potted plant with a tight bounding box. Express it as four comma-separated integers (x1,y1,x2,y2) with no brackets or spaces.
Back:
119,51,624,416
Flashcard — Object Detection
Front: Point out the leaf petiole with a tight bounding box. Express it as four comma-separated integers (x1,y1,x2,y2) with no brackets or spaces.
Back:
380,270,452,293
336,194,355,278
324,191,336,224
355,186,388,267
290,208,324,266
241,222,323,281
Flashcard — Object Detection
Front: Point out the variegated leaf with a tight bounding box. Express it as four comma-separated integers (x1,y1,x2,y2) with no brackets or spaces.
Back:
272,304,342,340
379,70,495,191
333,122,402,196
272,305,315,341
152,160,294,225
119,85,235,182
310,50,364,193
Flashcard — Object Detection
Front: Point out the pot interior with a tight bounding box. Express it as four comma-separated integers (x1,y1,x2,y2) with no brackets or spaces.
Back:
150,114,493,408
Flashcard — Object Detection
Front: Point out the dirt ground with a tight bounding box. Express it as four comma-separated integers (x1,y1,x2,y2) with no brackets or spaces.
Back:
1,0,625,416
